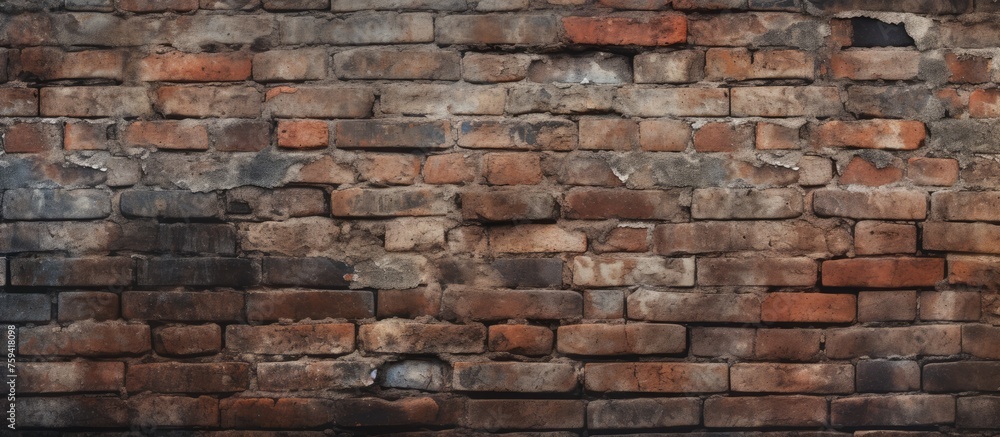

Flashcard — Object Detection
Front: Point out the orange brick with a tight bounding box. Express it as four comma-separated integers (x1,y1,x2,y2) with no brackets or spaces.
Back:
483,152,543,185
831,49,920,80
639,119,690,151
761,292,856,323
822,257,945,288
839,156,903,186
563,14,686,46
488,324,553,356
4,122,62,153
277,120,328,149
945,52,991,84
64,121,108,151
579,118,638,150
970,88,1000,118
855,221,916,255
593,227,648,253
138,52,252,82
756,122,801,150
357,154,420,185
813,120,925,150
423,153,474,185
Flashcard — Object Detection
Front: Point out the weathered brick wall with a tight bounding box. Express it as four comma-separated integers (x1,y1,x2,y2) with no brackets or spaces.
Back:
2,0,1000,433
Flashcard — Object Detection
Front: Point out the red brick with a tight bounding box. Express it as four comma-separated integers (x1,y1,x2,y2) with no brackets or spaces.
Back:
756,121,802,149
358,320,485,354
119,0,199,11
822,257,944,288
585,362,728,393
227,323,355,355
856,221,916,255
127,362,248,393
490,224,587,253
266,85,374,118
761,292,856,323
424,153,474,184
488,324,553,355
573,255,694,287
858,290,917,322
156,85,261,118
813,189,927,220
706,48,814,80
3,122,60,153
452,362,577,392
593,227,648,253
460,190,558,222
257,361,374,391
839,155,904,186
919,290,980,321
377,286,442,319
128,395,219,428
968,88,1000,118
436,15,560,45
138,52,251,82
248,289,373,322
63,121,108,151
253,48,327,82
124,120,209,151
731,86,842,117
579,117,639,150
557,323,685,355
221,398,334,429
464,400,584,430
907,157,958,186
814,120,925,150
588,398,700,429
564,188,687,220
19,321,150,356
123,291,243,322
731,363,854,393
563,14,686,46
458,119,577,150
639,119,691,151
57,291,119,322
483,152,543,185
442,288,581,321
0,87,39,116
628,289,760,323
826,325,961,358
949,254,1000,287
359,155,420,186
705,396,828,428
277,119,328,149
153,324,222,356
693,122,753,152
945,52,990,83
831,49,921,80
19,362,124,393
697,257,817,286
19,47,123,81
755,328,822,361
831,395,955,427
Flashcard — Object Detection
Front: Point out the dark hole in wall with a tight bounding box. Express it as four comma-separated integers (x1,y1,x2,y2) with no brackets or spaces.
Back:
851,17,915,47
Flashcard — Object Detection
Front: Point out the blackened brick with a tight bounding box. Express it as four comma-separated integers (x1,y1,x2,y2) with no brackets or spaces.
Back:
137,257,259,287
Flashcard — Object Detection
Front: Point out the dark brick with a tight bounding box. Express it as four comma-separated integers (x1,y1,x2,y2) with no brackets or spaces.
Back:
335,120,453,150
225,186,327,220
333,397,458,427
0,156,107,189
857,360,921,393
334,49,461,80
2,189,110,220
57,291,119,322
220,397,335,429
10,257,132,287
0,293,50,322
588,398,701,429
18,397,127,428
851,18,914,47
262,257,353,288
213,119,269,152
457,119,577,151
0,222,120,254
153,324,222,356
924,362,1000,392
120,222,237,255
331,187,450,217
460,190,558,222
247,289,374,322
464,400,585,430
564,188,688,221
121,190,221,219
123,291,244,322
441,288,582,321
491,258,564,288
127,362,250,393
0,88,39,116
257,361,374,391
19,361,124,393
805,0,969,13
137,257,260,287
127,394,220,428
831,395,956,426
19,321,150,356
958,396,1000,428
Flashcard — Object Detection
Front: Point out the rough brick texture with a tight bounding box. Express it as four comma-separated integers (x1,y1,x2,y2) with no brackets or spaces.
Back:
0,1,996,434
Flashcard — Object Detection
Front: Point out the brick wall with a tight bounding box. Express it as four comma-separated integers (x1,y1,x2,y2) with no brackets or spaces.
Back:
1,0,1000,434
